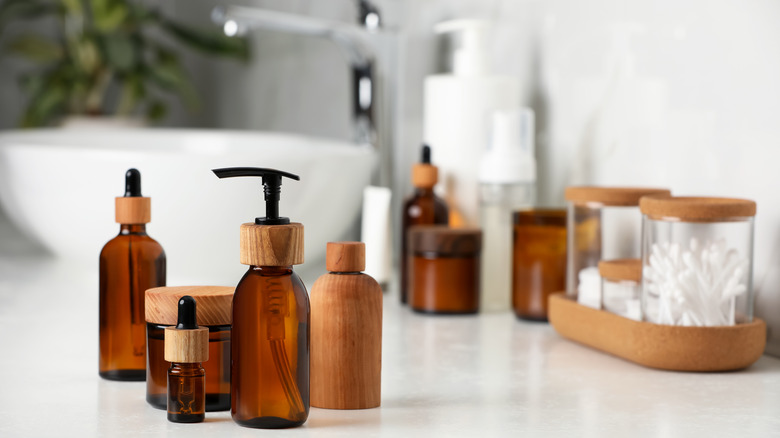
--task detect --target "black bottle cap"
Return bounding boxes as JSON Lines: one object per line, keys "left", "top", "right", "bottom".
{"left": 212, "top": 167, "right": 300, "bottom": 225}
{"left": 421, "top": 144, "right": 431, "bottom": 164}
{"left": 176, "top": 296, "right": 199, "bottom": 330}
{"left": 124, "top": 168, "right": 142, "bottom": 197}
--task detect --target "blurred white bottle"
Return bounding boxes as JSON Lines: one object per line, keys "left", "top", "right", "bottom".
{"left": 479, "top": 109, "right": 537, "bottom": 312}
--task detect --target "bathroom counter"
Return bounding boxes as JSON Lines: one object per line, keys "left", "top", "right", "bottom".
{"left": 2, "top": 253, "right": 780, "bottom": 437}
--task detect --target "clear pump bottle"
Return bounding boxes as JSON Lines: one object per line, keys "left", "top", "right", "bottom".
{"left": 214, "top": 167, "right": 309, "bottom": 429}
{"left": 99, "top": 168, "right": 166, "bottom": 380}
{"left": 479, "top": 109, "right": 536, "bottom": 312}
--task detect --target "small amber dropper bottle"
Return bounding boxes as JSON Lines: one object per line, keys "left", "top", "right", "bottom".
{"left": 165, "top": 296, "right": 208, "bottom": 423}
{"left": 401, "top": 145, "right": 448, "bottom": 304}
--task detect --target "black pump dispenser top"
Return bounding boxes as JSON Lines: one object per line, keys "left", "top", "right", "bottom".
{"left": 212, "top": 167, "right": 300, "bottom": 225}
{"left": 421, "top": 144, "right": 431, "bottom": 164}
{"left": 176, "top": 295, "right": 199, "bottom": 330}
{"left": 124, "top": 168, "right": 142, "bottom": 197}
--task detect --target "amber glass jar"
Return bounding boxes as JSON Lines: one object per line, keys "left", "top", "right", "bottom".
{"left": 408, "top": 226, "right": 482, "bottom": 314}
{"left": 99, "top": 223, "right": 165, "bottom": 381}
{"left": 511, "top": 209, "right": 567, "bottom": 321}
{"left": 232, "top": 265, "right": 310, "bottom": 428}
{"left": 145, "top": 286, "right": 233, "bottom": 412}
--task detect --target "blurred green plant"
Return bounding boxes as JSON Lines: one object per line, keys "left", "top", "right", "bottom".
{"left": 0, "top": 0, "right": 249, "bottom": 127}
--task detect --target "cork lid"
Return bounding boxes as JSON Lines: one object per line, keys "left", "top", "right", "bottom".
{"left": 240, "top": 222, "right": 304, "bottom": 266}
{"left": 640, "top": 196, "right": 757, "bottom": 221}
{"left": 164, "top": 296, "right": 208, "bottom": 363}
{"left": 598, "top": 258, "right": 642, "bottom": 283}
{"left": 146, "top": 286, "right": 234, "bottom": 326}
{"left": 565, "top": 186, "right": 671, "bottom": 206}
{"left": 326, "top": 242, "right": 365, "bottom": 272}
{"left": 408, "top": 225, "right": 482, "bottom": 257}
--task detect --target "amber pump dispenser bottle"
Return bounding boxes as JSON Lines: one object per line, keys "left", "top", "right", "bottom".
{"left": 99, "top": 168, "right": 166, "bottom": 381}
{"left": 311, "top": 242, "right": 382, "bottom": 409}
{"left": 401, "top": 144, "right": 448, "bottom": 304}
{"left": 165, "top": 296, "right": 208, "bottom": 423}
{"left": 213, "top": 167, "right": 310, "bottom": 429}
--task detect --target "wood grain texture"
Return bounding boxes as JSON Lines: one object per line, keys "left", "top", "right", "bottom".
{"left": 549, "top": 293, "right": 766, "bottom": 371}
{"left": 164, "top": 327, "right": 209, "bottom": 363}
{"left": 145, "top": 286, "right": 234, "bottom": 326}
{"left": 411, "top": 163, "right": 438, "bottom": 188}
{"left": 240, "top": 222, "right": 304, "bottom": 266}
{"left": 310, "top": 273, "right": 383, "bottom": 409}
{"left": 564, "top": 186, "right": 671, "bottom": 206}
{"left": 115, "top": 197, "right": 151, "bottom": 224}
{"left": 326, "top": 242, "right": 365, "bottom": 272}
{"left": 639, "top": 196, "right": 756, "bottom": 220}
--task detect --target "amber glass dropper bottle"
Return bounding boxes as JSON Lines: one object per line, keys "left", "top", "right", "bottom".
{"left": 99, "top": 168, "right": 166, "bottom": 381}
{"left": 165, "top": 296, "right": 208, "bottom": 423}
{"left": 401, "top": 145, "right": 448, "bottom": 304}
{"left": 213, "top": 167, "right": 309, "bottom": 429}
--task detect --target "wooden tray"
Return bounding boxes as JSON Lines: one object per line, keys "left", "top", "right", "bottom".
{"left": 548, "top": 293, "right": 766, "bottom": 371}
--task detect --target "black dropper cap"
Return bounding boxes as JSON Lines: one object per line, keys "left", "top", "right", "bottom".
{"left": 212, "top": 167, "right": 300, "bottom": 225}
{"left": 421, "top": 144, "right": 431, "bottom": 164}
{"left": 176, "top": 296, "right": 199, "bottom": 330}
{"left": 124, "top": 168, "right": 142, "bottom": 197}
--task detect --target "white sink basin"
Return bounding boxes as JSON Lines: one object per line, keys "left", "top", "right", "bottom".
{"left": 0, "top": 129, "right": 376, "bottom": 283}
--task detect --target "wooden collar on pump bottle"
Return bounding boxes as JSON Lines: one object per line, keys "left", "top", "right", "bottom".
{"left": 240, "top": 222, "right": 304, "bottom": 266}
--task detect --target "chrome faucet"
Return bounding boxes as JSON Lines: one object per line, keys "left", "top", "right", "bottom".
{"left": 211, "top": 1, "right": 385, "bottom": 151}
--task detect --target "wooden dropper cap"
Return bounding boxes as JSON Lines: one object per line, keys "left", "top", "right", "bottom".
{"left": 411, "top": 144, "right": 438, "bottom": 189}
{"left": 165, "top": 296, "right": 208, "bottom": 363}
{"left": 326, "top": 242, "right": 365, "bottom": 272}
{"left": 115, "top": 168, "right": 151, "bottom": 224}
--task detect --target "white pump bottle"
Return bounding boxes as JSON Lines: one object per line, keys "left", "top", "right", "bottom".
{"left": 479, "top": 108, "right": 537, "bottom": 312}
{"left": 423, "top": 19, "right": 520, "bottom": 227}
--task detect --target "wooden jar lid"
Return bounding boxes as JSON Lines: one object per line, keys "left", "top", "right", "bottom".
{"left": 411, "top": 164, "right": 438, "bottom": 188}
{"left": 146, "top": 286, "right": 234, "bottom": 326}
{"left": 598, "top": 258, "right": 642, "bottom": 283}
{"left": 408, "top": 225, "right": 482, "bottom": 257}
{"left": 165, "top": 326, "right": 209, "bottom": 363}
{"left": 639, "top": 196, "right": 757, "bottom": 221}
{"left": 565, "top": 186, "right": 671, "bottom": 206}
{"left": 115, "top": 197, "right": 151, "bottom": 224}
{"left": 326, "top": 242, "right": 365, "bottom": 272}
{"left": 240, "top": 222, "right": 304, "bottom": 266}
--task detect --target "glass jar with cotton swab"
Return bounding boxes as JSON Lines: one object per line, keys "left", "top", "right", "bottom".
{"left": 639, "top": 196, "right": 756, "bottom": 326}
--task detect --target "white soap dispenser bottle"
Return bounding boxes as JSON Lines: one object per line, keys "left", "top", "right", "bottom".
{"left": 423, "top": 19, "right": 520, "bottom": 227}
{"left": 479, "top": 108, "right": 537, "bottom": 312}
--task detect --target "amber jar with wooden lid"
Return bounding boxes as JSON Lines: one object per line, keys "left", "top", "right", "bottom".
{"left": 599, "top": 258, "right": 641, "bottom": 321}
{"left": 564, "top": 186, "right": 671, "bottom": 309}
{"left": 512, "top": 209, "right": 567, "bottom": 321}
{"left": 408, "top": 226, "right": 481, "bottom": 314}
{"left": 639, "top": 196, "right": 756, "bottom": 326}
{"left": 311, "top": 242, "right": 382, "bottom": 409}
{"left": 145, "top": 286, "right": 233, "bottom": 412}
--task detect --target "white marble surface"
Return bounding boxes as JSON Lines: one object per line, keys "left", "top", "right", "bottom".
{"left": 2, "top": 244, "right": 780, "bottom": 437}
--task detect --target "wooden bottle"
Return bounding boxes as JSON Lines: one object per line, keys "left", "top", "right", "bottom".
{"left": 311, "top": 242, "right": 383, "bottom": 409}
{"left": 99, "top": 168, "right": 166, "bottom": 381}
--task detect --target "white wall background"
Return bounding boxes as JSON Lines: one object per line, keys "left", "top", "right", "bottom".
{"left": 2, "top": 0, "right": 780, "bottom": 352}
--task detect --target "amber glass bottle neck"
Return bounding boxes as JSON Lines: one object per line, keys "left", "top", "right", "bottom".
{"left": 119, "top": 224, "right": 147, "bottom": 235}
{"left": 171, "top": 362, "right": 202, "bottom": 370}
{"left": 414, "top": 187, "right": 435, "bottom": 196}
{"left": 249, "top": 265, "right": 293, "bottom": 275}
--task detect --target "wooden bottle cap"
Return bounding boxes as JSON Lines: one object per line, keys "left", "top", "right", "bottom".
{"left": 115, "top": 197, "right": 151, "bottom": 224}
{"left": 165, "top": 326, "right": 209, "bottom": 363}
{"left": 411, "top": 164, "right": 438, "bottom": 188}
{"left": 565, "top": 186, "right": 671, "bottom": 207}
{"left": 145, "top": 286, "right": 234, "bottom": 326}
{"left": 598, "top": 258, "right": 642, "bottom": 283}
{"left": 408, "top": 225, "right": 482, "bottom": 257}
{"left": 326, "top": 242, "right": 365, "bottom": 272}
{"left": 639, "top": 196, "right": 757, "bottom": 221}
{"left": 240, "top": 222, "right": 304, "bottom": 266}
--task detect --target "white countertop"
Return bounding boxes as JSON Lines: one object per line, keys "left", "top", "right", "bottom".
{"left": 2, "top": 245, "right": 780, "bottom": 437}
